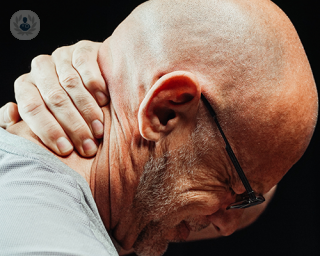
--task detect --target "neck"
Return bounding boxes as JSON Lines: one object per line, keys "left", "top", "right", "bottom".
{"left": 89, "top": 106, "right": 112, "bottom": 230}
{"left": 86, "top": 101, "right": 151, "bottom": 248}
{"left": 102, "top": 100, "right": 151, "bottom": 246}
{"left": 6, "top": 103, "right": 147, "bottom": 243}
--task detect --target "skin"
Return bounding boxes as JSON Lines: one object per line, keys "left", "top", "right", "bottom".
{"left": 5, "top": 0, "right": 318, "bottom": 255}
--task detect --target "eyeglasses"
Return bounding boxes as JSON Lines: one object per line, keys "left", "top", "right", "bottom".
{"left": 201, "top": 94, "right": 265, "bottom": 210}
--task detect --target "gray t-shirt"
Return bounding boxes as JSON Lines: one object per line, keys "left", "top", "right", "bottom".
{"left": 0, "top": 128, "right": 119, "bottom": 255}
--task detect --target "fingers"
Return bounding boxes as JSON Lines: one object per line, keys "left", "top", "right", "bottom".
{"left": 14, "top": 74, "right": 74, "bottom": 156}
{"left": 52, "top": 40, "right": 108, "bottom": 108}
{"left": 71, "top": 40, "right": 109, "bottom": 106}
{"left": 30, "top": 55, "right": 100, "bottom": 156}
{"left": 52, "top": 45, "right": 105, "bottom": 139}
{"left": 0, "top": 102, "right": 20, "bottom": 129}
{"left": 16, "top": 59, "right": 98, "bottom": 157}
{"left": 14, "top": 40, "right": 107, "bottom": 158}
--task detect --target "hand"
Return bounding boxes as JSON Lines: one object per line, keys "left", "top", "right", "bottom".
{"left": 14, "top": 40, "right": 108, "bottom": 157}
{"left": 0, "top": 102, "right": 21, "bottom": 129}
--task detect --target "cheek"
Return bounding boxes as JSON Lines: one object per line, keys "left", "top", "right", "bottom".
{"left": 179, "top": 188, "right": 232, "bottom": 215}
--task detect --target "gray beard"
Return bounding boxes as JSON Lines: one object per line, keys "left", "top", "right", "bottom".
{"left": 132, "top": 115, "right": 214, "bottom": 256}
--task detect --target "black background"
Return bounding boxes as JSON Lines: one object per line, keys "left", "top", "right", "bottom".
{"left": 1, "top": 1, "right": 319, "bottom": 255}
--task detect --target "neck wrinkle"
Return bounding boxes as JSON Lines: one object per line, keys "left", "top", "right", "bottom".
{"left": 90, "top": 106, "right": 112, "bottom": 232}
{"left": 106, "top": 102, "right": 151, "bottom": 248}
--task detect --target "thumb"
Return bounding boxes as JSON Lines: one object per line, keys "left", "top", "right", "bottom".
{"left": 0, "top": 102, "right": 21, "bottom": 129}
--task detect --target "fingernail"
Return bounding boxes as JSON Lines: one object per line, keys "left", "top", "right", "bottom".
{"left": 92, "top": 120, "right": 104, "bottom": 137}
{"left": 57, "top": 137, "right": 73, "bottom": 154}
{"left": 82, "top": 139, "right": 97, "bottom": 156}
{"left": 4, "top": 106, "right": 11, "bottom": 123}
{"left": 96, "top": 91, "right": 108, "bottom": 106}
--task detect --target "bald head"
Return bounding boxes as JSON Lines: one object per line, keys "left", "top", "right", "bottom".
{"left": 98, "top": 0, "right": 318, "bottom": 193}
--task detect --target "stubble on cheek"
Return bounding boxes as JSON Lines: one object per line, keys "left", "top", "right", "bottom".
{"left": 132, "top": 115, "right": 214, "bottom": 256}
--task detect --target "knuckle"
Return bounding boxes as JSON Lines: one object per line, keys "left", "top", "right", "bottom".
{"left": 72, "top": 54, "right": 88, "bottom": 68}
{"left": 19, "top": 100, "right": 43, "bottom": 117}
{"left": 31, "top": 54, "right": 50, "bottom": 69}
{"left": 79, "top": 101, "right": 97, "bottom": 117}
{"left": 14, "top": 74, "right": 31, "bottom": 98}
{"left": 83, "top": 70, "right": 94, "bottom": 81}
{"left": 71, "top": 94, "right": 96, "bottom": 116}
{"left": 41, "top": 76, "right": 57, "bottom": 89}
{"left": 68, "top": 121, "right": 87, "bottom": 137}
{"left": 79, "top": 45, "right": 94, "bottom": 53}
{"left": 42, "top": 122, "right": 63, "bottom": 141}
{"left": 52, "top": 46, "right": 68, "bottom": 58}
{"left": 14, "top": 73, "right": 28, "bottom": 86}
{"left": 83, "top": 71, "right": 99, "bottom": 87}
{"left": 60, "top": 74, "right": 80, "bottom": 90}
{"left": 81, "top": 71, "right": 105, "bottom": 91}
{"left": 45, "top": 89, "right": 68, "bottom": 108}
{"left": 76, "top": 40, "right": 94, "bottom": 51}
{"left": 75, "top": 40, "right": 89, "bottom": 46}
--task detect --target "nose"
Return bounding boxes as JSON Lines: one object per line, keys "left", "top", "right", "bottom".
{"left": 207, "top": 208, "right": 244, "bottom": 236}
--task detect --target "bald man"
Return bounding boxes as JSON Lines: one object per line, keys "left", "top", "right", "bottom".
{"left": 0, "top": 0, "right": 317, "bottom": 255}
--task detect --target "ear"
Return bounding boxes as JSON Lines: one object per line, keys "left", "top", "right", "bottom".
{"left": 138, "top": 71, "right": 201, "bottom": 141}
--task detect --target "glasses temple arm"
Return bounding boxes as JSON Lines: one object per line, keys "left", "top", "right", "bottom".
{"left": 201, "top": 94, "right": 256, "bottom": 200}
{"left": 213, "top": 116, "right": 256, "bottom": 199}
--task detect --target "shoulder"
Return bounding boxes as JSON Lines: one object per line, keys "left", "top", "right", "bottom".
{"left": 0, "top": 129, "right": 118, "bottom": 255}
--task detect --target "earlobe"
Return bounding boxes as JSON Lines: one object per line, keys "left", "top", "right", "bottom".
{"left": 138, "top": 71, "right": 201, "bottom": 141}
